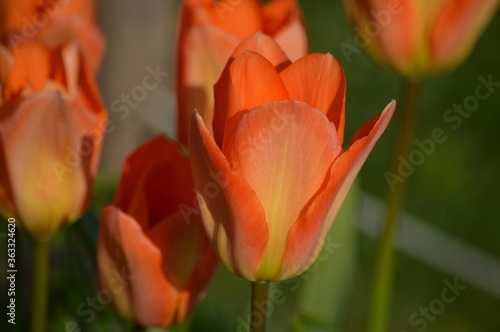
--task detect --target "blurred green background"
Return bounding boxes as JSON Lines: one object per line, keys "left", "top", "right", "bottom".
{"left": 1, "top": 0, "right": 499, "bottom": 331}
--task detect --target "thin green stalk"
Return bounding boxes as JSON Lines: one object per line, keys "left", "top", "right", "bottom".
{"left": 368, "top": 79, "right": 422, "bottom": 332}
{"left": 30, "top": 239, "right": 50, "bottom": 332}
{"left": 251, "top": 281, "right": 270, "bottom": 332}
{"left": 172, "top": 315, "right": 193, "bottom": 332}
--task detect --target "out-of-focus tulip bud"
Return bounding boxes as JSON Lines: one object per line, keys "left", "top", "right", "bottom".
{"left": 97, "top": 136, "right": 218, "bottom": 328}
{"left": 189, "top": 33, "right": 395, "bottom": 281}
{"left": 176, "top": 0, "right": 308, "bottom": 145}
{"left": 342, "top": 0, "right": 498, "bottom": 77}
{"left": 0, "top": 31, "right": 106, "bottom": 239}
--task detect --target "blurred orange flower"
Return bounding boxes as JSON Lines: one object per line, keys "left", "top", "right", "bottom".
{"left": 189, "top": 34, "right": 395, "bottom": 281}
{"left": 0, "top": 0, "right": 105, "bottom": 72}
{"left": 176, "top": 0, "right": 308, "bottom": 144}
{"left": 343, "top": 0, "right": 499, "bottom": 77}
{"left": 0, "top": 29, "right": 106, "bottom": 239}
{"left": 97, "top": 136, "right": 218, "bottom": 328}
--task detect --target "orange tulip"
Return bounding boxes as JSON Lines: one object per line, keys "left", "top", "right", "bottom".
{"left": 0, "top": 30, "right": 106, "bottom": 239}
{"left": 97, "top": 136, "right": 218, "bottom": 328}
{"left": 189, "top": 33, "right": 395, "bottom": 281}
{"left": 176, "top": 0, "right": 308, "bottom": 145}
{"left": 342, "top": 0, "right": 498, "bottom": 77}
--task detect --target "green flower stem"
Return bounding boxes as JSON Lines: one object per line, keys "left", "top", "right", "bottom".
{"left": 251, "top": 281, "right": 270, "bottom": 332}
{"left": 30, "top": 238, "right": 50, "bottom": 332}
{"left": 172, "top": 316, "right": 192, "bottom": 332}
{"left": 368, "top": 78, "right": 422, "bottom": 332}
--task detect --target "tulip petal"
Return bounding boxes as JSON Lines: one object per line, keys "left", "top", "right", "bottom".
{"left": 272, "top": 18, "right": 309, "bottom": 63}
{"left": 229, "top": 32, "right": 291, "bottom": 69}
{"left": 262, "top": 0, "right": 298, "bottom": 35}
{"left": 114, "top": 136, "right": 191, "bottom": 228}
{"left": 213, "top": 51, "right": 289, "bottom": 150}
{"left": 147, "top": 212, "right": 205, "bottom": 289}
{"left": 430, "top": 0, "right": 498, "bottom": 69}
{"left": 0, "top": 0, "right": 97, "bottom": 37}
{"left": 189, "top": 112, "right": 268, "bottom": 280}
{"left": 191, "top": 0, "right": 263, "bottom": 40}
{"left": 212, "top": 34, "right": 291, "bottom": 145}
{"left": 40, "top": 17, "right": 106, "bottom": 75}
{"left": 262, "top": 0, "right": 308, "bottom": 62}
{"left": 71, "top": 18, "right": 106, "bottom": 73}
{"left": 135, "top": 160, "right": 195, "bottom": 230}
{"left": 5, "top": 43, "right": 52, "bottom": 99}
{"left": 97, "top": 206, "right": 176, "bottom": 327}
{"left": 126, "top": 161, "right": 195, "bottom": 230}
{"left": 344, "top": 0, "right": 418, "bottom": 70}
{"left": 0, "top": 1, "right": 38, "bottom": 36}
{"left": 0, "top": 91, "right": 87, "bottom": 239}
{"left": 279, "top": 101, "right": 395, "bottom": 279}
{"left": 177, "top": 24, "right": 240, "bottom": 144}
{"left": 64, "top": 42, "right": 107, "bottom": 192}
{"left": 113, "top": 136, "right": 181, "bottom": 209}
{"left": 0, "top": 46, "right": 12, "bottom": 100}
{"left": 56, "top": 0, "right": 98, "bottom": 23}
{"left": 146, "top": 211, "right": 218, "bottom": 321}
{"left": 177, "top": 232, "right": 219, "bottom": 320}
{"left": 371, "top": 0, "right": 418, "bottom": 66}
{"left": 280, "top": 53, "right": 346, "bottom": 144}
{"left": 226, "top": 100, "right": 342, "bottom": 279}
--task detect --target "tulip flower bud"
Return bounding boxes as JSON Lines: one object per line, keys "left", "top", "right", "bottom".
{"left": 0, "top": 24, "right": 106, "bottom": 239}
{"left": 342, "top": 0, "right": 498, "bottom": 77}
{"left": 97, "top": 136, "right": 218, "bottom": 328}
